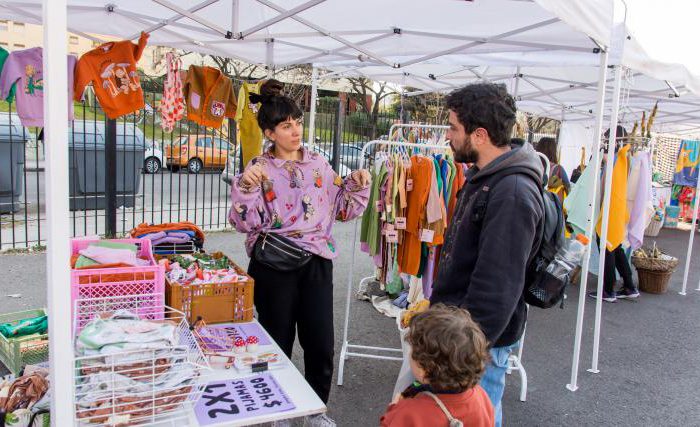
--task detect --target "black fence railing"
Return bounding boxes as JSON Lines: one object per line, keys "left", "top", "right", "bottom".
{"left": 1, "top": 92, "right": 443, "bottom": 250}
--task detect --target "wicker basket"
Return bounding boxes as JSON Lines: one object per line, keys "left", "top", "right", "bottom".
{"left": 631, "top": 254, "right": 679, "bottom": 294}
{"left": 644, "top": 217, "right": 664, "bottom": 237}
{"left": 631, "top": 254, "right": 679, "bottom": 272}
{"left": 164, "top": 257, "right": 254, "bottom": 324}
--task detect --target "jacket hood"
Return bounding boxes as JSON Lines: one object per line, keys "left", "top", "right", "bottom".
{"left": 469, "top": 143, "right": 544, "bottom": 186}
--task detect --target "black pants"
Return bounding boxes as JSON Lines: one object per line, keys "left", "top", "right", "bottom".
{"left": 598, "top": 238, "right": 635, "bottom": 294}
{"left": 248, "top": 255, "right": 334, "bottom": 403}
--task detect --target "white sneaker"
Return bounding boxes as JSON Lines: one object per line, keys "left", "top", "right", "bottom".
{"left": 304, "top": 413, "right": 337, "bottom": 427}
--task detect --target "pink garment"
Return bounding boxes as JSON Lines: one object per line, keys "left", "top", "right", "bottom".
{"left": 0, "top": 47, "right": 76, "bottom": 126}
{"left": 422, "top": 246, "right": 437, "bottom": 299}
{"left": 79, "top": 246, "right": 148, "bottom": 266}
{"left": 229, "top": 147, "right": 370, "bottom": 260}
{"left": 425, "top": 165, "right": 443, "bottom": 224}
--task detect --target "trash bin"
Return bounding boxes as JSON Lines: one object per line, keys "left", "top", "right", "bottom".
{"left": 0, "top": 114, "right": 26, "bottom": 213}
{"left": 68, "top": 122, "right": 145, "bottom": 210}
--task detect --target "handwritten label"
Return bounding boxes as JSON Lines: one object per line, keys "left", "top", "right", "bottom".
{"left": 195, "top": 373, "right": 295, "bottom": 425}
{"left": 420, "top": 229, "right": 435, "bottom": 243}
{"left": 406, "top": 179, "right": 414, "bottom": 192}
{"left": 395, "top": 217, "right": 407, "bottom": 229}
{"left": 375, "top": 200, "right": 384, "bottom": 212}
{"left": 386, "top": 230, "right": 399, "bottom": 243}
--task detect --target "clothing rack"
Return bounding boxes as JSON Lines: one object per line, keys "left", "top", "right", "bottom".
{"left": 337, "top": 123, "right": 449, "bottom": 387}
{"left": 338, "top": 124, "right": 528, "bottom": 402}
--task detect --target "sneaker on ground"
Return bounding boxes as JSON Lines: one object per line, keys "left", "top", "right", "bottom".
{"left": 304, "top": 413, "right": 337, "bottom": 427}
{"left": 588, "top": 291, "right": 617, "bottom": 303}
{"left": 617, "top": 288, "right": 640, "bottom": 299}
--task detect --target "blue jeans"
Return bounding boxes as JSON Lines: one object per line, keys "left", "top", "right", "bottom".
{"left": 480, "top": 341, "right": 520, "bottom": 427}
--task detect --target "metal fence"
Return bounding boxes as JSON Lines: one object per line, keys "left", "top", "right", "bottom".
{"left": 1, "top": 92, "right": 576, "bottom": 250}
{"left": 0, "top": 93, "right": 414, "bottom": 250}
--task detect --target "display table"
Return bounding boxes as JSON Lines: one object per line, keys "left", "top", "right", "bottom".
{"left": 159, "top": 320, "right": 326, "bottom": 427}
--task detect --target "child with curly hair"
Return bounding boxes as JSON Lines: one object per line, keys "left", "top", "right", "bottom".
{"left": 381, "top": 304, "right": 494, "bottom": 427}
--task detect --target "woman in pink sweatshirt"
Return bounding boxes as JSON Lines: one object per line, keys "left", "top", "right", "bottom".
{"left": 228, "top": 80, "right": 370, "bottom": 426}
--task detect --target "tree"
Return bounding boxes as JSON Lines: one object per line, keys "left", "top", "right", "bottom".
{"left": 390, "top": 88, "right": 449, "bottom": 125}
{"left": 346, "top": 77, "right": 397, "bottom": 139}
{"left": 526, "top": 114, "right": 559, "bottom": 134}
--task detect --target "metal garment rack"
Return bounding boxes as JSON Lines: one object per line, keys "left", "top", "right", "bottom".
{"left": 337, "top": 124, "right": 450, "bottom": 386}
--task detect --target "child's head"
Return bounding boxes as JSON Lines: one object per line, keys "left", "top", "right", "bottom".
{"left": 406, "top": 304, "right": 489, "bottom": 393}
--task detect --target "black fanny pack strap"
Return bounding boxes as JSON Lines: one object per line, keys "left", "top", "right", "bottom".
{"left": 254, "top": 232, "right": 313, "bottom": 272}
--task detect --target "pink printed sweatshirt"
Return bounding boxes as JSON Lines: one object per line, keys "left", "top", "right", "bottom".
{"left": 229, "top": 147, "right": 370, "bottom": 260}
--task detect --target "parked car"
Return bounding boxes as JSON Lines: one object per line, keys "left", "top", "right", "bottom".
{"left": 143, "top": 142, "right": 165, "bottom": 174}
{"left": 338, "top": 143, "right": 372, "bottom": 170}
{"left": 221, "top": 144, "right": 352, "bottom": 185}
{"left": 165, "top": 135, "right": 231, "bottom": 174}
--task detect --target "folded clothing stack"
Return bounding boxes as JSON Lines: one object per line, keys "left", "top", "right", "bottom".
{"left": 71, "top": 240, "right": 150, "bottom": 269}
{"left": 0, "top": 314, "right": 48, "bottom": 339}
{"left": 75, "top": 311, "right": 199, "bottom": 425}
{"left": 132, "top": 222, "right": 205, "bottom": 254}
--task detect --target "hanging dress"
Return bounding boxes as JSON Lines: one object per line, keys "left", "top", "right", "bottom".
{"left": 160, "top": 52, "right": 185, "bottom": 132}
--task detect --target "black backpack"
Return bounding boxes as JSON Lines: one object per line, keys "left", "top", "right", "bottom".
{"left": 473, "top": 156, "right": 567, "bottom": 309}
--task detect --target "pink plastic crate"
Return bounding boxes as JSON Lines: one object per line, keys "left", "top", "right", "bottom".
{"left": 70, "top": 238, "right": 165, "bottom": 326}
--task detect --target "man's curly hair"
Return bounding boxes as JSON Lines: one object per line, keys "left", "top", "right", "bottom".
{"left": 445, "top": 83, "right": 517, "bottom": 148}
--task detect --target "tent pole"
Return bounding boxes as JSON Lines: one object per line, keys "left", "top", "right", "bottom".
{"left": 589, "top": 64, "right": 625, "bottom": 374}
{"left": 680, "top": 174, "right": 700, "bottom": 294}
{"left": 232, "top": 0, "right": 240, "bottom": 34}
{"left": 266, "top": 38, "right": 274, "bottom": 78}
{"left": 513, "top": 66, "right": 521, "bottom": 98}
{"left": 43, "top": 0, "right": 74, "bottom": 421}
{"left": 307, "top": 66, "right": 319, "bottom": 146}
{"left": 567, "top": 50, "right": 609, "bottom": 391}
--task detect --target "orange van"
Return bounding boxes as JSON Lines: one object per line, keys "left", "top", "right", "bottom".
{"left": 165, "top": 135, "right": 231, "bottom": 173}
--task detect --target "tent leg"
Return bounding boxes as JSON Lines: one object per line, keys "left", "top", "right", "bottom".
{"left": 307, "top": 66, "right": 318, "bottom": 146}
{"left": 43, "top": 0, "right": 75, "bottom": 422}
{"left": 567, "top": 50, "right": 609, "bottom": 392}
{"left": 589, "top": 64, "right": 625, "bottom": 375}
{"left": 680, "top": 176, "right": 700, "bottom": 294}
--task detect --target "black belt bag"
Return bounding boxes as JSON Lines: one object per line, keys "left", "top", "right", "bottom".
{"left": 253, "top": 232, "right": 313, "bottom": 272}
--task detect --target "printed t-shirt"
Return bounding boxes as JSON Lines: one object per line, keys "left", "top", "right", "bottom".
{"left": 0, "top": 47, "right": 76, "bottom": 126}
{"left": 74, "top": 32, "right": 149, "bottom": 119}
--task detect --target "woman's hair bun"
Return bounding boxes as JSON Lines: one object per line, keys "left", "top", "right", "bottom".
{"left": 249, "top": 79, "right": 285, "bottom": 105}
{"left": 260, "top": 79, "right": 284, "bottom": 97}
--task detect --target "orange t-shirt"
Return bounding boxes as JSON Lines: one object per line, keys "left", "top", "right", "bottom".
{"left": 74, "top": 32, "right": 149, "bottom": 119}
{"left": 398, "top": 156, "right": 434, "bottom": 275}
{"left": 380, "top": 386, "right": 494, "bottom": 427}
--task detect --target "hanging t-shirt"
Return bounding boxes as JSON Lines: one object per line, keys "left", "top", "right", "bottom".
{"left": 183, "top": 65, "right": 237, "bottom": 128}
{"left": 74, "top": 32, "right": 149, "bottom": 119}
{"left": 0, "top": 47, "right": 17, "bottom": 103}
{"left": 237, "top": 81, "right": 264, "bottom": 166}
{"left": 0, "top": 47, "right": 76, "bottom": 127}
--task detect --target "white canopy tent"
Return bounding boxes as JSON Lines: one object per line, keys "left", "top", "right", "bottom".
{"left": 2, "top": 0, "right": 698, "bottom": 423}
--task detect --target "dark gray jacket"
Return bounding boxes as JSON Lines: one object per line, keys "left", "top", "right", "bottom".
{"left": 430, "top": 144, "right": 544, "bottom": 348}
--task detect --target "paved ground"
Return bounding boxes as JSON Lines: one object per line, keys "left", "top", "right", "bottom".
{"left": 1, "top": 224, "right": 699, "bottom": 426}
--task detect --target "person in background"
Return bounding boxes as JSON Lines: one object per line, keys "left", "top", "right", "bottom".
{"left": 381, "top": 304, "right": 494, "bottom": 427}
{"left": 589, "top": 126, "right": 638, "bottom": 303}
{"left": 536, "top": 136, "right": 571, "bottom": 203}
{"left": 229, "top": 79, "right": 371, "bottom": 427}
{"left": 430, "top": 83, "right": 544, "bottom": 427}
